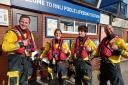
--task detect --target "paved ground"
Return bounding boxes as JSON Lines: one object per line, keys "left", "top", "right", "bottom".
{"left": 29, "top": 80, "right": 75, "bottom": 85}
{"left": 28, "top": 60, "right": 128, "bottom": 85}
{"left": 29, "top": 77, "right": 75, "bottom": 85}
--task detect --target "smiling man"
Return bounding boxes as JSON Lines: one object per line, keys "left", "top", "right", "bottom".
{"left": 2, "top": 15, "right": 37, "bottom": 85}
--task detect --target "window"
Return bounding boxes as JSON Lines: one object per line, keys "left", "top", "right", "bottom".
{"left": 60, "top": 19, "right": 74, "bottom": 32}
{"left": 101, "top": 1, "right": 127, "bottom": 18}
{"left": 70, "top": 39, "right": 75, "bottom": 47}
{"left": 16, "top": 13, "right": 38, "bottom": 31}
{"left": 60, "top": 18, "right": 86, "bottom": 34}
{"left": 93, "top": 39, "right": 99, "bottom": 46}
{"left": 46, "top": 17, "right": 58, "bottom": 37}
{"left": 86, "top": 23, "right": 97, "bottom": 35}
{"left": 63, "top": 39, "right": 75, "bottom": 49}
{"left": 120, "top": 2, "right": 127, "bottom": 18}
{"left": 102, "top": 3, "right": 119, "bottom": 14}
{"left": 82, "top": 0, "right": 97, "bottom": 5}
{"left": 75, "top": 21, "right": 85, "bottom": 32}
{"left": 60, "top": 17, "right": 97, "bottom": 35}
{"left": 63, "top": 39, "right": 71, "bottom": 49}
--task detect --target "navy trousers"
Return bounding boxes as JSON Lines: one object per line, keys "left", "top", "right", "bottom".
{"left": 8, "top": 54, "right": 33, "bottom": 85}
{"left": 99, "top": 61, "right": 124, "bottom": 85}
{"left": 75, "top": 59, "right": 92, "bottom": 85}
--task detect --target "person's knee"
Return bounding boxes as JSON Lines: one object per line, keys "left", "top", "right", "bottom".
{"left": 83, "top": 75, "right": 92, "bottom": 81}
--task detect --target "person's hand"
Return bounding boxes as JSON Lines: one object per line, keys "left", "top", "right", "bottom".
{"left": 91, "top": 57, "right": 101, "bottom": 70}
{"left": 23, "top": 39, "right": 29, "bottom": 46}
{"left": 85, "top": 46, "right": 92, "bottom": 51}
{"left": 112, "top": 44, "right": 118, "bottom": 50}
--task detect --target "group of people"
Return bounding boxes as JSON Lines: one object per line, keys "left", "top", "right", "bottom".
{"left": 2, "top": 15, "right": 128, "bottom": 85}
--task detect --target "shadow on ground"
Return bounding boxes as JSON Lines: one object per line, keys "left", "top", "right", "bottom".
{"left": 28, "top": 78, "right": 75, "bottom": 85}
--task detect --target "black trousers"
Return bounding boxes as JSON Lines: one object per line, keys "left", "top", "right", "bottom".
{"left": 48, "top": 61, "right": 68, "bottom": 85}
{"left": 75, "top": 59, "right": 92, "bottom": 85}
{"left": 99, "top": 61, "right": 124, "bottom": 85}
{"left": 8, "top": 54, "right": 33, "bottom": 85}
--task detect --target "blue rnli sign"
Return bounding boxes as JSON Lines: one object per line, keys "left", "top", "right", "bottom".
{"left": 11, "top": 0, "right": 100, "bottom": 22}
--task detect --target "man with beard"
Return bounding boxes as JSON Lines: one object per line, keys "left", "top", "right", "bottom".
{"left": 71, "top": 25, "right": 96, "bottom": 85}
{"left": 97, "top": 25, "right": 128, "bottom": 85}
{"left": 41, "top": 28, "right": 70, "bottom": 85}
{"left": 2, "top": 15, "right": 37, "bottom": 85}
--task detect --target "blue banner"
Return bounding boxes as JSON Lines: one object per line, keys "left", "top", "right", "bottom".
{"left": 11, "top": 0, "right": 100, "bottom": 22}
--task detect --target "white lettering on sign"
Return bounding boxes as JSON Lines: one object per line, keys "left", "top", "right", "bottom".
{"left": 25, "top": 0, "right": 100, "bottom": 19}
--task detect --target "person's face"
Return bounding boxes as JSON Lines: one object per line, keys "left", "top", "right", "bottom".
{"left": 54, "top": 30, "right": 62, "bottom": 39}
{"left": 19, "top": 18, "right": 30, "bottom": 30}
{"left": 79, "top": 31, "right": 86, "bottom": 37}
{"left": 104, "top": 26, "right": 113, "bottom": 36}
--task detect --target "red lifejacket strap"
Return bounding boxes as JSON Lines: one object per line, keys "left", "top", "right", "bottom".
{"left": 48, "top": 38, "right": 67, "bottom": 61}
{"left": 11, "top": 25, "right": 37, "bottom": 54}
{"left": 74, "top": 36, "right": 89, "bottom": 58}
{"left": 98, "top": 35, "right": 119, "bottom": 57}
{"left": 75, "top": 36, "right": 89, "bottom": 48}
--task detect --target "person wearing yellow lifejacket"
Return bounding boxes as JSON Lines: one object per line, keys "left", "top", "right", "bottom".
{"left": 40, "top": 28, "right": 70, "bottom": 85}
{"left": 96, "top": 25, "right": 128, "bottom": 85}
{"left": 2, "top": 15, "right": 37, "bottom": 85}
{"left": 71, "top": 25, "right": 96, "bottom": 85}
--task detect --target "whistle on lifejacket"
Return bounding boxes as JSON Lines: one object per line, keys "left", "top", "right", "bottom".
{"left": 52, "top": 58, "right": 56, "bottom": 64}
